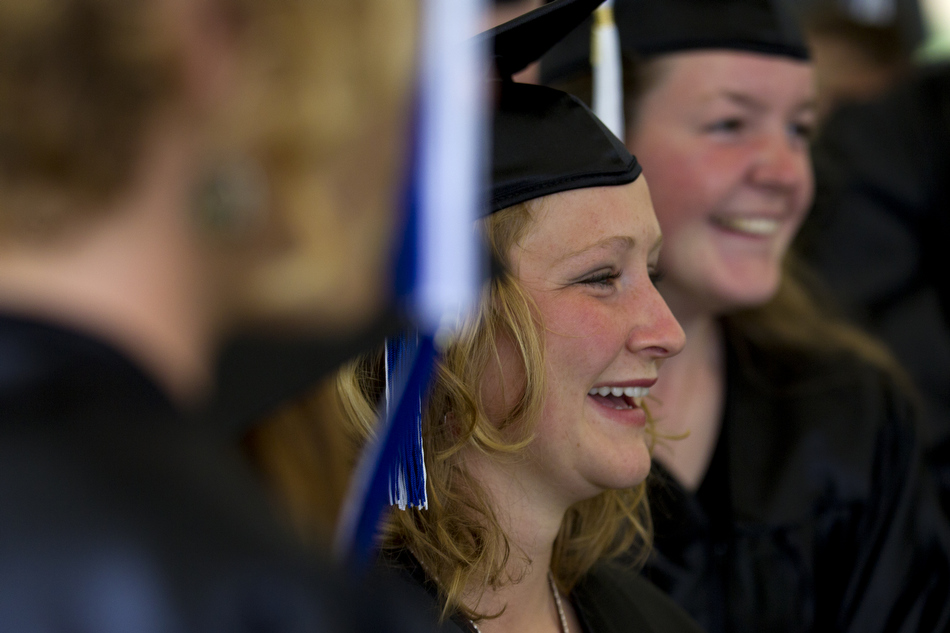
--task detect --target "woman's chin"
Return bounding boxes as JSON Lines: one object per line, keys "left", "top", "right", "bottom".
{"left": 585, "top": 443, "right": 652, "bottom": 494}
{"left": 695, "top": 269, "right": 783, "bottom": 314}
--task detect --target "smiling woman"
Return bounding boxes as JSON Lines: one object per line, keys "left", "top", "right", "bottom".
{"left": 629, "top": 51, "right": 815, "bottom": 314}
{"left": 339, "top": 139, "right": 686, "bottom": 633}
{"left": 438, "top": 185, "right": 672, "bottom": 548}
{"left": 329, "top": 2, "right": 700, "bottom": 632}
{"left": 494, "top": 183, "right": 674, "bottom": 503}
{"left": 542, "top": 0, "right": 950, "bottom": 632}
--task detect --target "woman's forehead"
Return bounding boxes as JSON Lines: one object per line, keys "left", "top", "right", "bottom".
{"left": 517, "top": 181, "right": 660, "bottom": 255}
{"left": 642, "top": 50, "right": 815, "bottom": 113}
{"left": 658, "top": 50, "right": 813, "bottom": 91}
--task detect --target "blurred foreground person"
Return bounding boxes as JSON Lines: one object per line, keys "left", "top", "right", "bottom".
{"left": 0, "top": 0, "right": 435, "bottom": 630}
{"left": 544, "top": 0, "right": 950, "bottom": 631}
{"left": 335, "top": 2, "right": 701, "bottom": 631}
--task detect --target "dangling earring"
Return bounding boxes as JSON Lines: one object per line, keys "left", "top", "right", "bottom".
{"left": 194, "top": 156, "right": 269, "bottom": 238}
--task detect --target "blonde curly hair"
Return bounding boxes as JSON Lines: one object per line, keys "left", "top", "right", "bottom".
{"left": 337, "top": 198, "right": 654, "bottom": 622}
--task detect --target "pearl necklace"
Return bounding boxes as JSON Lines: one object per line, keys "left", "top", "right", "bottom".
{"left": 470, "top": 572, "right": 569, "bottom": 633}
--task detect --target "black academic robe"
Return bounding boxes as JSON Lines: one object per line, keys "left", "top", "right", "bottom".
{"left": 642, "top": 321, "right": 950, "bottom": 633}
{"left": 0, "top": 314, "right": 435, "bottom": 632}
{"left": 383, "top": 550, "right": 705, "bottom": 633}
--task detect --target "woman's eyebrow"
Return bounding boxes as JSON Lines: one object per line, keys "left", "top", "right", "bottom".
{"left": 709, "top": 91, "right": 818, "bottom": 117}
{"left": 794, "top": 99, "right": 818, "bottom": 116}
{"left": 552, "top": 236, "right": 635, "bottom": 265}
{"left": 718, "top": 91, "right": 766, "bottom": 112}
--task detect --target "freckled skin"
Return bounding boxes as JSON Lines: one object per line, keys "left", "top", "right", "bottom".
{"left": 628, "top": 51, "right": 816, "bottom": 315}
{"left": 481, "top": 178, "right": 685, "bottom": 508}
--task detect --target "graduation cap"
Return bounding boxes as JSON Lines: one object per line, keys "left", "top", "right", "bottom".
{"left": 484, "top": 0, "right": 642, "bottom": 214}
{"left": 540, "top": 0, "right": 810, "bottom": 86}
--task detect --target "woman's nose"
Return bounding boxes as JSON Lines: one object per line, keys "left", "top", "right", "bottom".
{"left": 750, "top": 130, "right": 809, "bottom": 191}
{"left": 626, "top": 284, "right": 686, "bottom": 360}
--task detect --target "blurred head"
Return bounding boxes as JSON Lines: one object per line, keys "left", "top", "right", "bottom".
{"left": 0, "top": 0, "right": 187, "bottom": 236}
{"left": 540, "top": 0, "right": 817, "bottom": 318}
{"left": 0, "top": 0, "right": 417, "bottom": 335}
{"left": 626, "top": 50, "right": 816, "bottom": 316}
{"left": 223, "top": 0, "right": 417, "bottom": 332}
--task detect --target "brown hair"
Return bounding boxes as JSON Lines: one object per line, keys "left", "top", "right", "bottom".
{"left": 726, "top": 252, "right": 910, "bottom": 386}
{"left": 0, "top": 0, "right": 180, "bottom": 234}
{"left": 335, "top": 199, "right": 653, "bottom": 622}
{"left": 0, "top": 0, "right": 416, "bottom": 238}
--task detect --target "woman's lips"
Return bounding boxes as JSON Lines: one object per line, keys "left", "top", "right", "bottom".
{"left": 587, "top": 391, "right": 648, "bottom": 427}
{"left": 587, "top": 379, "right": 655, "bottom": 424}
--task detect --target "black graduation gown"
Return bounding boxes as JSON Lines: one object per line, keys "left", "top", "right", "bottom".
{"left": 642, "top": 322, "right": 950, "bottom": 633}
{"left": 0, "top": 314, "right": 435, "bottom": 632}
{"left": 383, "top": 549, "right": 705, "bottom": 633}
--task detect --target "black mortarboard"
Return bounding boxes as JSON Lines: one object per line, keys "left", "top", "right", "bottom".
{"left": 482, "top": 0, "right": 642, "bottom": 215}
{"left": 540, "top": 0, "right": 810, "bottom": 86}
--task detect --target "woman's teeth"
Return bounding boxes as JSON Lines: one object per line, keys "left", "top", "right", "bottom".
{"left": 589, "top": 386, "right": 650, "bottom": 398}
{"left": 713, "top": 216, "right": 780, "bottom": 236}
{"left": 588, "top": 386, "right": 650, "bottom": 410}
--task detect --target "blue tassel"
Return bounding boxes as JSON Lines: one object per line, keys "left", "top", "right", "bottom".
{"left": 333, "top": 0, "right": 485, "bottom": 566}
{"left": 334, "top": 333, "right": 436, "bottom": 565}
{"left": 385, "top": 334, "right": 429, "bottom": 511}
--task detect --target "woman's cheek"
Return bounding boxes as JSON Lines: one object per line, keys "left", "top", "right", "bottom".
{"left": 542, "top": 297, "right": 617, "bottom": 368}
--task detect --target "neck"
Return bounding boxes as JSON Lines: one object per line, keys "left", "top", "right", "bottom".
{"left": 650, "top": 312, "right": 721, "bottom": 404}
{"left": 0, "top": 118, "right": 218, "bottom": 406}
{"left": 462, "top": 452, "right": 574, "bottom": 633}
{"left": 649, "top": 283, "right": 725, "bottom": 490}
{"left": 653, "top": 280, "right": 723, "bottom": 402}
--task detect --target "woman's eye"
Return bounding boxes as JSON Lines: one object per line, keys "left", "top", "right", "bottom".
{"left": 580, "top": 270, "right": 621, "bottom": 288}
{"left": 706, "top": 117, "right": 745, "bottom": 134}
{"left": 649, "top": 269, "right": 665, "bottom": 285}
{"left": 788, "top": 120, "right": 814, "bottom": 142}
